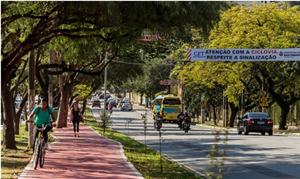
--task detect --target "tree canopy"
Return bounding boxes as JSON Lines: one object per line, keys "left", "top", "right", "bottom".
{"left": 173, "top": 3, "right": 300, "bottom": 129}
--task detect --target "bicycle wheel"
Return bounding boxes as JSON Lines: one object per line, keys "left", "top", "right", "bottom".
{"left": 33, "top": 140, "right": 40, "bottom": 169}
{"left": 39, "top": 144, "right": 45, "bottom": 168}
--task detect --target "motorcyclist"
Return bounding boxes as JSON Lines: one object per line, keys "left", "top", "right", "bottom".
{"left": 155, "top": 113, "right": 163, "bottom": 130}
{"left": 182, "top": 111, "right": 191, "bottom": 131}
{"left": 177, "top": 111, "right": 185, "bottom": 129}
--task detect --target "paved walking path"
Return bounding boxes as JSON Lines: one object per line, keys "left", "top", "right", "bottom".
{"left": 19, "top": 124, "right": 143, "bottom": 179}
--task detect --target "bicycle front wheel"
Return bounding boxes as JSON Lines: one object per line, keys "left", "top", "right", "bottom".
{"left": 39, "top": 145, "right": 45, "bottom": 168}
{"left": 33, "top": 141, "right": 40, "bottom": 169}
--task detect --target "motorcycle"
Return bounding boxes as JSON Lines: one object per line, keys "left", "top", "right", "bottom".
{"left": 182, "top": 120, "right": 190, "bottom": 133}
{"left": 181, "top": 115, "right": 191, "bottom": 133}
{"left": 154, "top": 115, "right": 163, "bottom": 130}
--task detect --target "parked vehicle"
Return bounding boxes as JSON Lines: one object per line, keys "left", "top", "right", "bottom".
{"left": 237, "top": 112, "right": 273, "bottom": 135}
{"left": 118, "top": 98, "right": 129, "bottom": 108}
{"left": 121, "top": 101, "right": 133, "bottom": 111}
{"left": 99, "top": 93, "right": 111, "bottom": 100}
{"left": 92, "top": 100, "right": 101, "bottom": 108}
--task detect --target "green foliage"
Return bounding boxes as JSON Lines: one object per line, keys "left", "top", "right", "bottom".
{"left": 73, "top": 84, "right": 92, "bottom": 100}
{"left": 174, "top": 3, "right": 300, "bottom": 128}
{"left": 134, "top": 58, "right": 174, "bottom": 98}
{"left": 99, "top": 111, "right": 111, "bottom": 135}
{"left": 208, "top": 3, "right": 300, "bottom": 109}
{"left": 209, "top": 3, "right": 300, "bottom": 49}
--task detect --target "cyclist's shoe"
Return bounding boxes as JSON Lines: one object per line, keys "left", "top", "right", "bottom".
{"left": 44, "top": 143, "right": 49, "bottom": 149}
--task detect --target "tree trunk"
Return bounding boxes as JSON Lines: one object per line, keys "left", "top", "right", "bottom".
{"left": 279, "top": 104, "right": 290, "bottom": 130}
{"left": 1, "top": 81, "right": 17, "bottom": 149}
{"left": 82, "top": 99, "right": 87, "bottom": 115}
{"left": 24, "top": 103, "right": 28, "bottom": 131}
{"left": 53, "top": 88, "right": 60, "bottom": 107}
{"left": 14, "top": 92, "right": 28, "bottom": 135}
{"left": 69, "top": 94, "right": 79, "bottom": 106}
{"left": 28, "top": 50, "right": 35, "bottom": 148}
{"left": 41, "top": 71, "right": 49, "bottom": 101}
{"left": 212, "top": 105, "right": 217, "bottom": 126}
{"left": 229, "top": 102, "right": 239, "bottom": 127}
{"left": 223, "top": 96, "right": 229, "bottom": 127}
{"left": 48, "top": 50, "right": 56, "bottom": 107}
{"left": 57, "top": 75, "right": 73, "bottom": 128}
{"left": 1, "top": 102, "right": 4, "bottom": 125}
{"left": 140, "top": 93, "right": 143, "bottom": 105}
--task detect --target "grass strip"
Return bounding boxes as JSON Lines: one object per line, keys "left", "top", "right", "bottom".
{"left": 84, "top": 108, "right": 201, "bottom": 179}
{"left": 1, "top": 125, "right": 32, "bottom": 179}
{"left": 1, "top": 124, "right": 55, "bottom": 179}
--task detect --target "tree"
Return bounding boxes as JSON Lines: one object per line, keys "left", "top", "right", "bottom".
{"left": 2, "top": 1, "right": 227, "bottom": 148}
{"left": 209, "top": 3, "right": 300, "bottom": 129}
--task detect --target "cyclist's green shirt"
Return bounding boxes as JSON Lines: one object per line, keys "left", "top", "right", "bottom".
{"left": 33, "top": 106, "right": 53, "bottom": 126}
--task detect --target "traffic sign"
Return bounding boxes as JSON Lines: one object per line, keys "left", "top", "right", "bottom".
{"left": 260, "top": 96, "right": 268, "bottom": 107}
{"left": 188, "top": 48, "right": 300, "bottom": 61}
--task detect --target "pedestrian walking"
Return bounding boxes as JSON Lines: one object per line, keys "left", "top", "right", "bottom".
{"left": 71, "top": 100, "right": 82, "bottom": 137}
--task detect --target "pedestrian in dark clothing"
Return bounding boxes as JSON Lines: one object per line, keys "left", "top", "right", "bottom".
{"left": 71, "top": 100, "right": 82, "bottom": 137}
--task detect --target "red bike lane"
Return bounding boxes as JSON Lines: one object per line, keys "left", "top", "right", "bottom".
{"left": 19, "top": 124, "right": 143, "bottom": 179}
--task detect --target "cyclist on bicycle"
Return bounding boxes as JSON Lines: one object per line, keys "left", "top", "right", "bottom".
{"left": 28, "top": 98, "right": 54, "bottom": 149}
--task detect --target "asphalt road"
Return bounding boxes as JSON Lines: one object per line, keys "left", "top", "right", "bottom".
{"left": 92, "top": 107, "right": 300, "bottom": 179}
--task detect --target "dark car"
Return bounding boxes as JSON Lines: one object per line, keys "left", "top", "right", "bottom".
{"left": 237, "top": 112, "right": 273, "bottom": 135}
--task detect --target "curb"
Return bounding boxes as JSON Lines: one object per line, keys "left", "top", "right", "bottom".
{"left": 87, "top": 126, "right": 144, "bottom": 179}
{"left": 197, "top": 124, "right": 300, "bottom": 136}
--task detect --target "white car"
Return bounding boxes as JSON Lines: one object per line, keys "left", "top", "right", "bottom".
{"left": 121, "top": 102, "right": 133, "bottom": 111}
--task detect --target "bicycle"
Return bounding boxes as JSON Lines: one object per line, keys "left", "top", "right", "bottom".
{"left": 27, "top": 121, "right": 53, "bottom": 169}
{"left": 33, "top": 124, "right": 51, "bottom": 169}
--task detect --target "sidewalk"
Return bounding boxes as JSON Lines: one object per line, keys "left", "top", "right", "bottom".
{"left": 19, "top": 124, "right": 143, "bottom": 179}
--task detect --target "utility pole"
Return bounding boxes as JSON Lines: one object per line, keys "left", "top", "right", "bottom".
{"left": 103, "top": 52, "right": 108, "bottom": 115}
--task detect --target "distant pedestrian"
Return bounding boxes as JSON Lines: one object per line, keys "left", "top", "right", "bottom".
{"left": 204, "top": 109, "right": 209, "bottom": 121}
{"left": 71, "top": 100, "right": 82, "bottom": 137}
